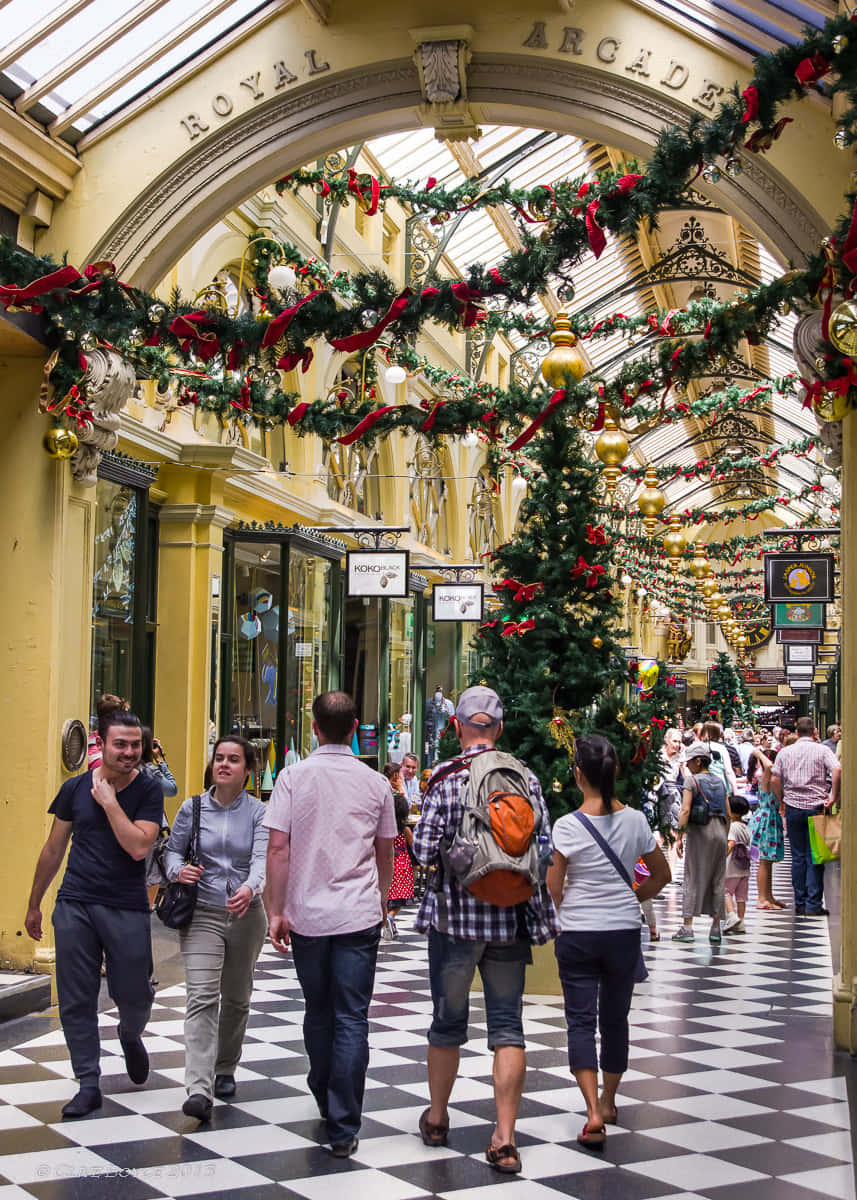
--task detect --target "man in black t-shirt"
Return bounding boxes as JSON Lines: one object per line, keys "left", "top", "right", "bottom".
{"left": 25, "top": 710, "right": 163, "bottom": 1118}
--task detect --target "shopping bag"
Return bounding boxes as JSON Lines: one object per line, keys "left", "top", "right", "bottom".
{"left": 809, "top": 811, "right": 841, "bottom": 864}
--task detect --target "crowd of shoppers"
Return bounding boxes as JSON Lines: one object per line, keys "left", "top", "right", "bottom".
{"left": 24, "top": 687, "right": 841, "bottom": 1172}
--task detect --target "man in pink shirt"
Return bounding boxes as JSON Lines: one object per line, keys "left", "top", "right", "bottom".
{"left": 264, "top": 691, "right": 395, "bottom": 1157}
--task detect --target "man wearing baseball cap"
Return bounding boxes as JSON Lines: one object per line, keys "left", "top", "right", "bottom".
{"left": 412, "top": 686, "right": 556, "bottom": 1175}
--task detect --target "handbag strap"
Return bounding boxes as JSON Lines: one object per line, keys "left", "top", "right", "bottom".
{"left": 572, "top": 810, "right": 636, "bottom": 894}
{"left": 187, "top": 794, "right": 202, "bottom": 866}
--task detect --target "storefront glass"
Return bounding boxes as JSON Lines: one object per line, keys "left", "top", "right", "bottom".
{"left": 388, "top": 596, "right": 414, "bottom": 761}
{"left": 287, "top": 548, "right": 331, "bottom": 759}
{"left": 230, "top": 542, "right": 280, "bottom": 790}
{"left": 91, "top": 480, "right": 137, "bottom": 716}
{"left": 344, "top": 596, "right": 381, "bottom": 761}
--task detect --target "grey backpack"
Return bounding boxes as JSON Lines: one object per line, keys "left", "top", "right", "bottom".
{"left": 440, "top": 750, "right": 543, "bottom": 907}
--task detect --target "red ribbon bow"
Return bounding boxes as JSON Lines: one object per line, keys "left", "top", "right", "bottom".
{"left": 0, "top": 265, "right": 83, "bottom": 312}
{"left": 496, "top": 579, "right": 543, "bottom": 602}
{"left": 347, "top": 168, "right": 381, "bottom": 216}
{"left": 741, "top": 85, "right": 759, "bottom": 123}
{"left": 795, "top": 53, "right": 830, "bottom": 85}
{"left": 337, "top": 405, "right": 398, "bottom": 445}
{"left": 277, "top": 347, "right": 314, "bottom": 373}
{"left": 571, "top": 557, "right": 605, "bottom": 588}
{"left": 261, "top": 290, "right": 324, "bottom": 348}
{"left": 450, "top": 282, "right": 483, "bottom": 328}
{"left": 651, "top": 717, "right": 666, "bottom": 730}
{"left": 586, "top": 524, "right": 608, "bottom": 545}
{"left": 168, "top": 312, "right": 221, "bottom": 361}
{"left": 329, "top": 288, "right": 412, "bottom": 353}
{"left": 501, "top": 619, "right": 535, "bottom": 637}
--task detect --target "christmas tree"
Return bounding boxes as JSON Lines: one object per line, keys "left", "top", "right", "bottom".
{"left": 704, "top": 651, "right": 751, "bottom": 726}
{"left": 469, "top": 410, "right": 678, "bottom": 820}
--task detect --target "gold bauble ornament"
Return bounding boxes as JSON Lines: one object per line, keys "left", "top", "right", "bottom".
{"left": 701, "top": 579, "right": 718, "bottom": 599}
{"left": 637, "top": 466, "right": 666, "bottom": 537}
{"left": 828, "top": 300, "right": 857, "bottom": 356}
{"left": 552, "top": 779, "right": 563, "bottom": 793}
{"left": 43, "top": 426, "right": 78, "bottom": 459}
{"left": 689, "top": 550, "right": 709, "bottom": 583}
{"left": 592, "top": 635, "right": 603, "bottom": 648}
{"left": 540, "top": 310, "right": 585, "bottom": 388}
{"left": 663, "top": 513, "right": 687, "bottom": 574}
{"left": 594, "top": 417, "right": 629, "bottom": 467}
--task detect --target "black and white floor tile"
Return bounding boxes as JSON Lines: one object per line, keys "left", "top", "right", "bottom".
{"left": 0, "top": 859, "right": 854, "bottom": 1200}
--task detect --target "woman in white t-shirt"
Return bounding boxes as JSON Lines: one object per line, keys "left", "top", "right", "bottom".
{"left": 547, "top": 736, "right": 671, "bottom": 1151}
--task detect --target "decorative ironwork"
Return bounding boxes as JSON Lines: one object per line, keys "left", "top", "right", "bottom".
{"left": 409, "top": 437, "right": 449, "bottom": 551}
{"left": 323, "top": 439, "right": 381, "bottom": 518}
{"left": 98, "top": 449, "right": 159, "bottom": 486}
{"left": 232, "top": 522, "right": 349, "bottom": 552}
{"left": 311, "top": 525, "right": 409, "bottom": 550}
{"left": 647, "top": 216, "right": 755, "bottom": 286}
{"left": 691, "top": 412, "right": 768, "bottom": 454}
{"left": 763, "top": 527, "right": 841, "bottom": 552}
{"left": 466, "top": 321, "right": 494, "bottom": 381}
{"left": 405, "top": 214, "right": 441, "bottom": 289}
{"left": 317, "top": 145, "right": 364, "bottom": 261}
{"left": 511, "top": 335, "right": 549, "bottom": 389}
{"left": 468, "top": 470, "right": 498, "bottom": 560}
{"left": 432, "top": 564, "right": 483, "bottom": 582}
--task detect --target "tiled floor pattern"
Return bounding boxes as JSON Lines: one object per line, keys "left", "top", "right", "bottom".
{"left": 0, "top": 860, "right": 854, "bottom": 1200}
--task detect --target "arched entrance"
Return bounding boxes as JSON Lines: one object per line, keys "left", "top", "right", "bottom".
{"left": 89, "top": 55, "right": 827, "bottom": 288}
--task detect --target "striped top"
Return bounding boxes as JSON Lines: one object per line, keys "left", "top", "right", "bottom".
{"left": 771, "top": 738, "right": 839, "bottom": 811}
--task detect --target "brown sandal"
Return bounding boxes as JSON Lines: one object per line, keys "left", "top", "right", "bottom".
{"left": 486, "top": 1143, "right": 521, "bottom": 1173}
{"left": 418, "top": 1108, "right": 449, "bottom": 1146}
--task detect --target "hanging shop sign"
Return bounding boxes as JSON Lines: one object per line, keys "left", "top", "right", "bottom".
{"left": 764, "top": 553, "right": 835, "bottom": 604}
{"left": 346, "top": 550, "right": 409, "bottom": 598}
{"left": 432, "top": 583, "right": 484, "bottom": 623}
{"left": 772, "top": 602, "right": 825, "bottom": 629}
{"left": 776, "top": 626, "right": 823, "bottom": 644}
{"left": 784, "top": 643, "right": 817, "bottom": 665}
{"left": 786, "top": 663, "right": 815, "bottom": 679}
{"left": 739, "top": 667, "right": 786, "bottom": 685}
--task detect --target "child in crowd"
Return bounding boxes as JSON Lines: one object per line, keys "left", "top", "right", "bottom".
{"left": 724, "top": 795, "right": 752, "bottom": 933}
{"left": 384, "top": 793, "right": 414, "bottom": 939}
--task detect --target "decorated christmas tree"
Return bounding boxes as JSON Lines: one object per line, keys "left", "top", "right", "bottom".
{"left": 469, "top": 408, "right": 678, "bottom": 820}
{"left": 704, "top": 650, "right": 750, "bottom": 726}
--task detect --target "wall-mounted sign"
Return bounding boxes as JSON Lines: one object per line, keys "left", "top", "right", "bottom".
{"left": 346, "top": 550, "right": 409, "bottom": 598}
{"left": 777, "top": 627, "right": 823, "bottom": 644}
{"left": 764, "top": 553, "right": 834, "bottom": 604}
{"left": 786, "top": 663, "right": 815, "bottom": 678}
{"left": 740, "top": 667, "right": 786, "bottom": 685}
{"left": 772, "top": 602, "right": 825, "bottom": 629}
{"left": 784, "top": 643, "right": 817, "bottom": 665}
{"left": 432, "top": 583, "right": 484, "bottom": 622}
{"left": 295, "top": 642, "right": 313, "bottom": 658}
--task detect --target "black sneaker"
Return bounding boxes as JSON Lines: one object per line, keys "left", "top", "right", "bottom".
{"left": 62, "top": 1088, "right": 102, "bottom": 1119}
{"left": 214, "top": 1074, "right": 236, "bottom": 1099}
{"left": 795, "top": 907, "right": 806, "bottom": 916}
{"left": 182, "top": 1094, "right": 213, "bottom": 1121}
{"left": 805, "top": 906, "right": 830, "bottom": 916}
{"left": 120, "top": 1034, "right": 149, "bottom": 1085}
{"left": 331, "top": 1136, "right": 359, "bottom": 1158}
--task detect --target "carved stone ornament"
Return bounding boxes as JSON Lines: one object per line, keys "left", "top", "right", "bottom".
{"left": 71, "top": 347, "right": 137, "bottom": 486}
{"left": 413, "top": 39, "right": 481, "bottom": 142}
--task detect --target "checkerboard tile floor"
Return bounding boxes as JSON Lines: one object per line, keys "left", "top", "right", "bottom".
{"left": 0, "top": 859, "right": 854, "bottom": 1200}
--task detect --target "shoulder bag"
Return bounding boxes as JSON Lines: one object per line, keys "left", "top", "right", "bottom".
{"left": 572, "top": 810, "right": 649, "bottom": 982}
{"left": 155, "top": 794, "right": 201, "bottom": 930}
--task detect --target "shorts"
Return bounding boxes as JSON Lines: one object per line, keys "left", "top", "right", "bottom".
{"left": 724, "top": 875, "right": 749, "bottom": 902}
{"left": 427, "top": 927, "right": 531, "bottom": 1050}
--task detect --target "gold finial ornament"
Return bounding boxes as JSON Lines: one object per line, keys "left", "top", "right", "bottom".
{"left": 689, "top": 550, "right": 710, "bottom": 586}
{"left": 540, "top": 310, "right": 585, "bottom": 389}
{"left": 637, "top": 466, "right": 666, "bottom": 537}
{"left": 701, "top": 578, "right": 718, "bottom": 600}
{"left": 594, "top": 417, "right": 629, "bottom": 497}
{"left": 43, "top": 426, "right": 78, "bottom": 459}
{"left": 663, "top": 514, "right": 687, "bottom": 574}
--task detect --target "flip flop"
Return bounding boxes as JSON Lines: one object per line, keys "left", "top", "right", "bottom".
{"left": 577, "top": 1122, "right": 606, "bottom": 1149}
{"left": 756, "top": 901, "right": 775, "bottom": 910}
{"left": 486, "top": 1143, "right": 521, "bottom": 1173}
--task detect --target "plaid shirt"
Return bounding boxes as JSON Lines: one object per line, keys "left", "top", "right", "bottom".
{"left": 772, "top": 737, "right": 839, "bottom": 811}
{"left": 413, "top": 744, "right": 558, "bottom": 944}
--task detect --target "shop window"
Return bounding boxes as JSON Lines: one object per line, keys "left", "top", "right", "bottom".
{"left": 389, "top": 597, "right": 414, "bottom": 750}
{"left": 288, "top": 548, "right": 331, "bottom": 758}
{"left": 90, "top": 462, "right": 158, "bottom": 725}
{"left": 229, "top": 542, "right": 281, "bottom": 790}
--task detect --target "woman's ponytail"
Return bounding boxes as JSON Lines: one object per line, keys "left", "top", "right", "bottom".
{"left": 574, "top": 734, "right": 618, "bottom": 814}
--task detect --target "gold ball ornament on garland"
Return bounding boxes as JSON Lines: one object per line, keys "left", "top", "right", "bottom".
{"left": 813, "top": 388, "right": 854, "bottom": 422}
{"left": 43, "top": 426, "right": 79, "bottom": 459}
{"left": 552, "top": 779, "right": 563, "bottom": 794}
{"left": 592, "top": 635, "right": 603, "bottom": 648}
{"left": 637, "top": 466, "right": 666, "bottom": 538}
{"left": 828, "top": 300, "right": 857, "bottom": 356}
{"left": 662, "top": 513, "right": 687, "bottom": 574}
{"left": 540, "top": 310, "right": 585, "bottom": 389}
{"left": 594, "top": 416, "right": 629, "bottom": 498}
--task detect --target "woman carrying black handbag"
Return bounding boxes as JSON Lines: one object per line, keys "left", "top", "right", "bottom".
{"left": 164, "top": 736, "right": 269, "bottom": 1123}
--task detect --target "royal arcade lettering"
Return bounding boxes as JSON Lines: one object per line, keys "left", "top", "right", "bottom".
{"left": 521, "top": 20, "right": 727, "bottom": 110}
{"left": 179, "top": 50, "right": 331, "bottom": 140}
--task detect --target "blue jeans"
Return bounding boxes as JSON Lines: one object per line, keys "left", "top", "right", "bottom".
{"left": 290, "top": 923, "right": 381, "bottom": 1143}
{"left": 427, "top": 927, "right": 531, "bottom": 1049}
{"left": 555, "top": 929, "right": 639, "bottom": 1074}
{"left": 784, "top": 804, "right": 826, "bottom": 910}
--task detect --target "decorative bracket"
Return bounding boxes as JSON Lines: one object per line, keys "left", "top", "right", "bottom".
{"left": 308, "top": 525, "right": 409, "bottom": 550}
{"left": 762, "top": 526, "right": 840, "bottom": 551}
{"left": 410, "top": 25, "right": 481, "bottom": 142}
{"left": 432, "top": 564, "right": 483, "bottom": 583}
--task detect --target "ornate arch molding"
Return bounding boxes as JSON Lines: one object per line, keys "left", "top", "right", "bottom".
{"left": 91, "top": 54, "right": 827, "bottom": 287}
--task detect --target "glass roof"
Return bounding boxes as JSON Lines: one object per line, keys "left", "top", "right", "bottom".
{"left": 0, "top": 0, "right": 832, "bottom": 145}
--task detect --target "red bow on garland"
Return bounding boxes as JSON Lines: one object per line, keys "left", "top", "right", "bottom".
{"left": 450, "top": 282, "right": 483, "bottom": 328}
{"left": 495, "top": 578, "right": 544, "bottom": 602}
{"left": 168, "top": 312, "right": 221, "bottom": 361}
{"left": 795, "top": 52, "right": 830, "bottom": 85}
{"left": 571, "top": 556, "right": 605, "bottom": 588}
{"left": 651, "top": 717, "right": 666, "bottom": 729}
{"left": 586, "top": 524, "right": 608, "bottom": 545}
{"left": 347, "top": 168, "right": 381, "bottom": 216}
{"left": 329, "top": 288, "right": 412, "bottom": 353}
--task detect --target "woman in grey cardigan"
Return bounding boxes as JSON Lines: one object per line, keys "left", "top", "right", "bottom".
{"left": 165, "top": 736, "right": 269, "bottom": 1122}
